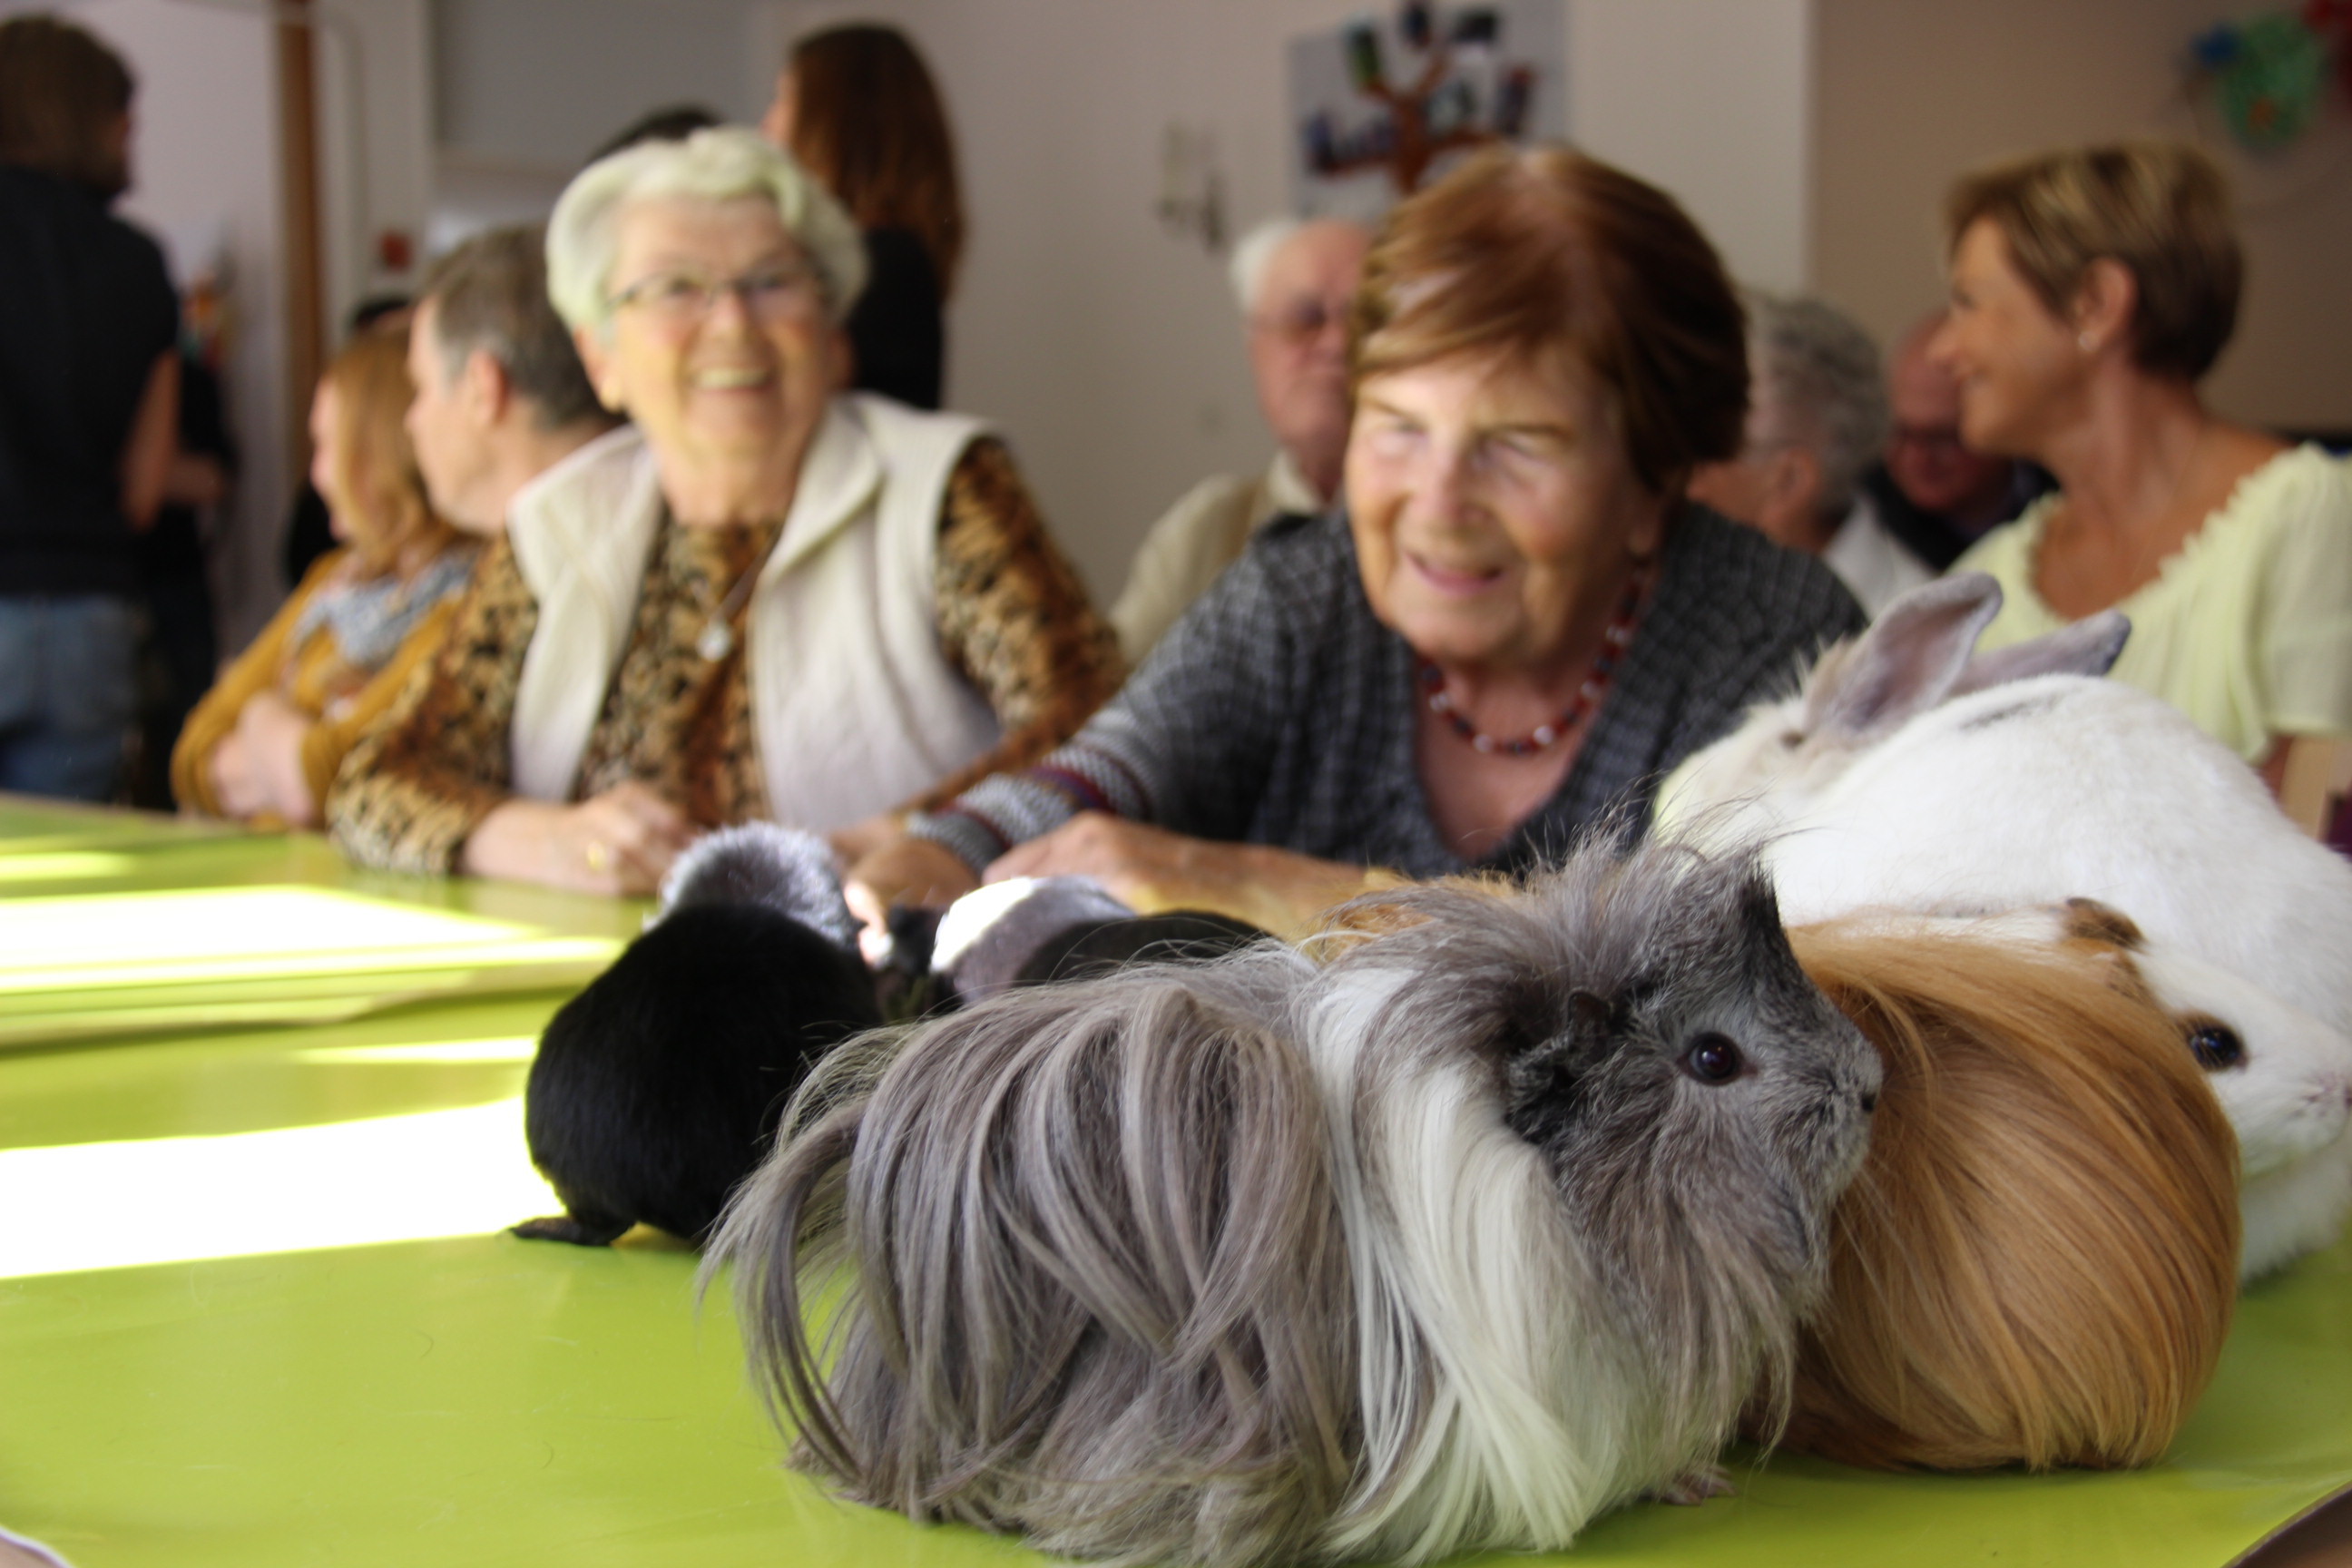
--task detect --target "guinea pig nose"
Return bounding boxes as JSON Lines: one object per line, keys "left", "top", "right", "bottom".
{"left": 1858, "top": 1088, "right": 1878, "bottom": 1113}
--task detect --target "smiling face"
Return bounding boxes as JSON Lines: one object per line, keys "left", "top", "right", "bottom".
{"left": 573, "top": 194, "right": 846, "bottom": 518}
{"left": 1931, "top": 220, "right": 2085, "bottom": 459}
{"left": 1345, "top": 353, "right": 1667, "bottom": 677}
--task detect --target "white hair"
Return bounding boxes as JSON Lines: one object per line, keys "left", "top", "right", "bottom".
{"left": 1745, "top": 291, "right": 1889, "bottom": 519}
{"left": 1227, "top": 215, "right": 1304, "bottom": 317}
{"left": 544, "top": 124, "right": 868, "bottom": 333}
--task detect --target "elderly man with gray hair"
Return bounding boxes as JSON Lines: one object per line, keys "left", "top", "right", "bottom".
{"left": 1110, "top": 216, "right": 1369, "bottom": 662}
{"left": 1688, "top": 290, "right": 1931, "bottom": 615}
{"left": 403, "top": 223, "right": 618, "bottom": 534}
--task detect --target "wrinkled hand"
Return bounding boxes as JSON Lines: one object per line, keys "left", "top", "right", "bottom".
{"left": 460, "top": 781, "right": 693, "bottom": 896}
{"left": 844, "top": 832, "right": 982, "bottom": 961}
{"left": 233, "top": 689, "right": 318, "bottom": 826}
{"left": 984, "top": 812, "right": 1378, "bottom": 939}
{"left": 206, "top": 728, "right": 267, "bottom": 819}
{"left": 826, "top": 809, "right": 905, "bottom": 869}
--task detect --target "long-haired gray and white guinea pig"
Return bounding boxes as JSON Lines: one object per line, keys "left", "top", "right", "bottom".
{"left": 706, "top": 838, "right": 1878, "bottom": 1567}
{"left": 513, "top": 824, "right": 880, "bottom": 1247}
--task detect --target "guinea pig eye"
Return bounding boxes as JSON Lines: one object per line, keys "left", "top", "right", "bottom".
{"left": 1681, "top": 1032, "right": 1745, "bottom": 1085}
{"left": 1777, "top": 727, "right": 1805, "bottom": 750}
{"left": 2187, "top": 1021, "right": 2247, "bottom": 1072}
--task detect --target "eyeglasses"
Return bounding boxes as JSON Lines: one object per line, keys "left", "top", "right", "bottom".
{"left": 605, "top": 262, "right": 823, "bottom": 324}
{"left": 1250, "top": 295, "right": 1354, "bottom": 348}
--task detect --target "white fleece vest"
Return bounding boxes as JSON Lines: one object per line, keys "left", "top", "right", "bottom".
{"left": 505, "top": 395, "right": 1001, "bottom": 831}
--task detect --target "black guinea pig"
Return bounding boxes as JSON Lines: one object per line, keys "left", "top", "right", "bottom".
{"left": 513, "top": 825, "right": 880, "bottom": 1247}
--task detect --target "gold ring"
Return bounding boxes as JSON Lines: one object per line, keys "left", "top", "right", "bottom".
{"left": 584, "top": 840, "right": 611, "bottom": 874}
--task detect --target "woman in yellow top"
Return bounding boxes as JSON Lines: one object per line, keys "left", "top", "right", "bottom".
{"left": 1936, "top": 142, "right": 2351, "bottom": 789}
{"left": 172, "top": 328, "right": 476, "bottom": 825}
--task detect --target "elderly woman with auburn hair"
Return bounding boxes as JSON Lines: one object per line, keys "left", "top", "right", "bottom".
{"left": 328, "top": 127, "right": 1116, "bottom": 894}
{"left": 851, "top": 146, "right": 1865, "bottom": 936}
{"left": 1937, "top": 142, "right": 2352, "bottom": 791}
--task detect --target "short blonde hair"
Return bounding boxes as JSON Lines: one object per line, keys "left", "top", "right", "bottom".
{"left": 1944, "top": 142, "right": 2242, "bottom": 381}
{"left": 545, "top": 125, "right": 867, "bottom": 333}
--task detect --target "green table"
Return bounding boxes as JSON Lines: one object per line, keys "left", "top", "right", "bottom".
{"left": 0, "top": 800, "right": 2347, "bottom": 1565}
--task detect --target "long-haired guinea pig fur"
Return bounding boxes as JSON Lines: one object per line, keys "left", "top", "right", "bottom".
{"left": 513, "top": 825, "right": 880, "bottom": 1246}
{"left": 1845, "top": 900, "right": 2352, "bottom": 1281}
{"left": 1767, "top": 917, "right": 2239, "bottom": 1472}
{"left": 705, "top": 837, "right": 1879, "bottom": 1568}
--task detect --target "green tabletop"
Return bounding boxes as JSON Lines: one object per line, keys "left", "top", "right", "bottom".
{"left": 0, "top": 800, "right": 2347, "bottom": 1565}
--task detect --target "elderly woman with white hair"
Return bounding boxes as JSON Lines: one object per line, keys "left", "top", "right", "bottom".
{"left": 328, "top": 127, "right": 1117, "bottom": 893}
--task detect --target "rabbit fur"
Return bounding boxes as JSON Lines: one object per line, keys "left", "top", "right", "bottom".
{"left": 514, "top": 824, "right": 880, "bottom": 1246}
{"left": 706, "top": 837, "right": 1880, "bottom": 1567}
{"left": 1773, "top": 916, "right": 2239, "bottom": 1470}
{"left": 1652, "top": 575, "right": 2352, "bottom": 1269}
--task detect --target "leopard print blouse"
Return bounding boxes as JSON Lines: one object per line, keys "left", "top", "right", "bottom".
{"left": 328, "top": 438, "right": 1121, "bottom": 874}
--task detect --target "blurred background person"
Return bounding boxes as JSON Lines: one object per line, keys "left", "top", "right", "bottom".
{"left": 329, "top": 128, "right": 1116, "bottom": 894}
{"left": 281, "top": 297, "right": 412, "bottom": 584}
{"left": 1861, "top": 311, "right": 2049, "bottom": 571}
{"left": 1939, "top": 141, "right": 2352, "bottom": 791}
{"left": 130, "top": 338, "right": 234, "bottom": 808}
{"left": 403, "top": 224, "right": 617, "bottom": 535}
{"left": 1688, "top": 290, "right": 1928, "bottom": 616}
{"left": 587, "top": 103, "right": 720, "bottom": 164}
{"left": 0, "top": 15, "right": 180, "bottom": 803}
{"left": 849, "top": 146, "right": 1862, "bottom": 936}
{"left": 762, "top": 23, "right": 961, "bottom": 410}
{"left": 1111, "top": 216, "right": 1370, "bottom": 663}
{"left": 172, "top": 328, "right": 476, "bottom": 826}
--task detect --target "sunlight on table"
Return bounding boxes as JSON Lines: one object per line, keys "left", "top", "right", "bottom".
{"left": 0, "top": 886, "right": 617, "bottom": 993}
{"left": 0, "top": 1083, "right": 559, "bottom": 1279}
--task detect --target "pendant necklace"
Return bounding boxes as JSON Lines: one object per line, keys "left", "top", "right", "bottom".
{"left": 1417, "top": 558, "right": 1652, "bottom": 757}
{"left": 695, "top": 558, "right": 761, "bottom": 662}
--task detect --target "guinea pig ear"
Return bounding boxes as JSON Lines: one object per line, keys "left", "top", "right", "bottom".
{"left": 1950, "top": 609, "right": 2131, "bottom": 697}
{"left": 1501, "top": 987, "right": 1616, "bottom": 1140}
{"left": 1804, "top": 573, "right": 2004, "bottom": 742}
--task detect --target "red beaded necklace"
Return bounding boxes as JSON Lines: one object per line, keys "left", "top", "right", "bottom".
{"left": 1416, "top": 559, "right": 1653, "bottom": 757}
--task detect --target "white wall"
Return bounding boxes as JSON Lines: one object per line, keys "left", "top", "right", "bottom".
{"left": 748, "top": 0, "right": 1814, "bottom": 601}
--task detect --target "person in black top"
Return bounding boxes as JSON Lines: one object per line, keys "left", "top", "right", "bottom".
{"left": 0, "top": 15, "right": 180, "bottom": 801}
{"left": 762, "top": 24, "right": 964, "bottom": 410}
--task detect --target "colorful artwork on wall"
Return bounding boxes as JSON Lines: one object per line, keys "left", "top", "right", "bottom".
{"left": 1287, "top": 0, "right": 1565, "bottom": 222}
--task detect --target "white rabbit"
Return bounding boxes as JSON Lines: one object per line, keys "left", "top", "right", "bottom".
{"left": 1657, "top": 574, "right": 2352, "bottom": 1043}
{"left": 1826, "top": 903, "right": 2352, "bottom": 1281}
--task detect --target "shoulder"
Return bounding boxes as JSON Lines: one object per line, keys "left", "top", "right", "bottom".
{"left": 2222, "top": 444, "right": 2352, "bottom": 537}
{"left": 846, "top": 391, "right": 990, "bottom": 463}
{"left": 1654, "top": 505, "right": 1864, "bottom": 649}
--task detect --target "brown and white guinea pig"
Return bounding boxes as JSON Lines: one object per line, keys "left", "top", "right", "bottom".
{"left": 1766, "top": 916, "right": 2239, "bottom": 1472}
{"left": 708, "top": 837, "right": 1880, "bottom": 1568}
{"left": 513, "top": 824, "right": 881, "bottom": 1247}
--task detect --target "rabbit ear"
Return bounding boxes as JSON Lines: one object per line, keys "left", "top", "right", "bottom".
{"left": 1804, "top": 573, "right": 2004, "bottom": 742}
{"left": 1950, "top": 610, "right": 2130, "bottom": 697}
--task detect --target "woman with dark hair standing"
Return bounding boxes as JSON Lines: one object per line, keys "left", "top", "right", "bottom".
{"left": 1936, "top": 142, "right": 2351, "bottom": 791}
{"left": 761, "top": 23, "right": 962, "bottom": 410}
{"left": 0, "top": 15, "right": 181, "bottom": 801}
